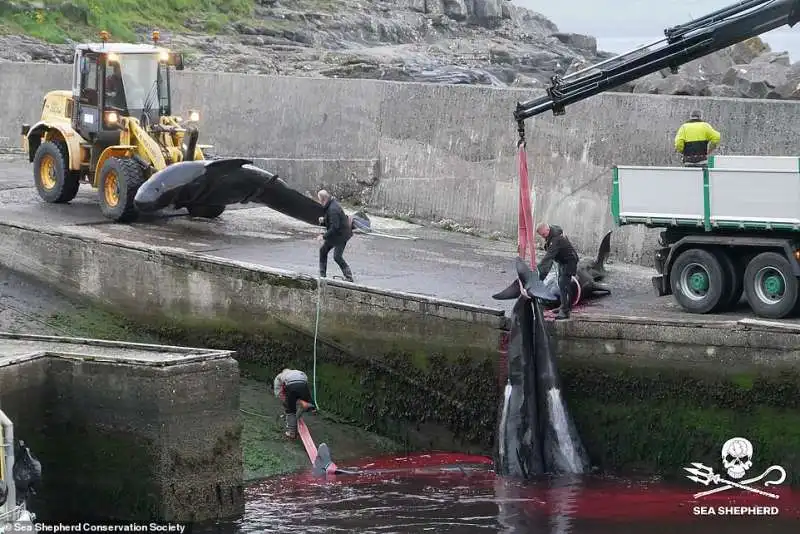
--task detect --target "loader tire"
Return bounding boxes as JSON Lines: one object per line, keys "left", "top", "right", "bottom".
{"left": 33, "top": 139, "right": 80, "bottom": 203}
{"left": 187, "top": 205, "right": 226, "bottom": 218}
{"left": 98, "top": 157, "right": 146, "bottom": 223}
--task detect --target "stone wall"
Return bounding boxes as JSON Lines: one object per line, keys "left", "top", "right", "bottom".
{"left": 3, "top": 62, "right": 799, "bottom": 263}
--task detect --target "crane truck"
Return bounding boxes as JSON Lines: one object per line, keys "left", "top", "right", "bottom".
{"left": 513, "top": 0, "right": 800, "bottom": 320}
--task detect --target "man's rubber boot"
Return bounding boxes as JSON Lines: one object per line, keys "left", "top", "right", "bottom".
{"left": 285, "top": 413, "right": 298, "bottom": 439}
{"left": 556, "top": 297, "right": 571, "bottom": 320}
{"left": 319, "top": 261, "right": 327, "bottom": 279}
{"left": 342, "top": 266, "right": 354, "bottom": 283}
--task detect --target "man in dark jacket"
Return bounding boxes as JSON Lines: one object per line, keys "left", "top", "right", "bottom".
{"left": 317, "top": 189, "right": 354, "bottom": 282}
{"left": 535, "top": 223, "right": 580, "bottom": 319}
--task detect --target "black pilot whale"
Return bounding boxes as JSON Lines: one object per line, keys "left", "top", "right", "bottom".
{"left": 493, "top": 257, "right": 590, "bottom": 478}
{"left": 492, "top": 231, "right": 613, "bottom": 309}
{"left": 133, "top": 158, "right": 326, "bottom": 224}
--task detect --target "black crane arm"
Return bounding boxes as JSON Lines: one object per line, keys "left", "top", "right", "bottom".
{"left": 514, "top": 0, "right": 800, "bottom": 122}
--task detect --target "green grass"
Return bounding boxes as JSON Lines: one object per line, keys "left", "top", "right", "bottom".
{"left": 0, "top": 0, "right": 255, "bottom": 43}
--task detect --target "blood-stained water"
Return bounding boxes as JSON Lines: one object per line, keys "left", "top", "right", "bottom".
{"left": 198, "top": 452, "right": 800, "bottom": 533}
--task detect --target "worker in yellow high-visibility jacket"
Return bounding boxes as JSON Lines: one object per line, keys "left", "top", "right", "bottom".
{"left": 674, "top": 110, "right": 721, "bottom": 167}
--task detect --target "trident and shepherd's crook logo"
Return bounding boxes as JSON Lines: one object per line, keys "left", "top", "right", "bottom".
{"left": 684, "top": 437, "right": 787, "bottom": 499}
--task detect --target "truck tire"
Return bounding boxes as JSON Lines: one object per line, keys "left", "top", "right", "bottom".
{"left": 669, "top": 248, "right": 725, "bottom": 314}
{"left": 32, "top": 139, "right": 80, "bottom": 203}
{"left": 743, "top": 252, "right": 798, "bottom": 319}
{"left": 187, "top": 205, "right": 225, "bottom": 218}
{"left": 97, "top": 157, "right": 146, "bottom": 223}
{"left": 714, "top": 249, "right": 744, "bottom": 312}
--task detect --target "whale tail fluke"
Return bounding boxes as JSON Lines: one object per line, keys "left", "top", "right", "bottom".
{"left": 493, "top": 257, "right": 558, "bottom": 301}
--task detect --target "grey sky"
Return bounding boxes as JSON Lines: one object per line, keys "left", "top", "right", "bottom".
{"left": 514, "top": 0, "right": 798, "bottom": 60}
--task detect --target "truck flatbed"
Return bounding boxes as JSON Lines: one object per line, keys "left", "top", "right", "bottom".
{"left": 612, "top": 155, "right": 800, "bottom": 232}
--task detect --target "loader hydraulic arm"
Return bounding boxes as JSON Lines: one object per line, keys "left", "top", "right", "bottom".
{"left": 513, "top": 0, "right": 800, "bottom": 122}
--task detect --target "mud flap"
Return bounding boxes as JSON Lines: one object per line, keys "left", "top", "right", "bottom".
{"left": 652, "top": 274, "right": 670, "bottom": 296}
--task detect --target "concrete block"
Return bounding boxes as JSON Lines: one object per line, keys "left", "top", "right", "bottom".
{"left": 171, "top": 72, "right": 382, "bottom": 159}
{"left": 0, "top": 335, "right": 242, "bottom": 523}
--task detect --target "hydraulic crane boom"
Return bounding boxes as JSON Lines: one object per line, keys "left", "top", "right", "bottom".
{"left": 514, "top": 0, "right": 800, "bottom": 122}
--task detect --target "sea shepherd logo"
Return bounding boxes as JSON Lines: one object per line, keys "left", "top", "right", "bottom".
{"left": 685, "top": 436, "right": 787, "bottom": 516}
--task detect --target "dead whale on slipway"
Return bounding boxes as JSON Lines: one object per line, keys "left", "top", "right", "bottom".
{"left": 133, "top": 158, "right": 326, "bottom": 224}
{"left": 493, "top": 231, "right": 613, "bottom": 310}
{"left": 493, "top": 257, "right": 591, "bottom": 478}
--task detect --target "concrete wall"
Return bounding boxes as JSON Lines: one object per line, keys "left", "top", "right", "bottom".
{"left": 0, "top": 219, "right": 506, "bottom": 363}
{"left": 3, "top": 61, "right": 800, "bottom": 263}
{"left": 551, "top": 315, "right": 800, "bottom": 371}
{"left": 0, "top": 218, "right": 507, "bottom": 452}
{"left": 0, "top": 343, "right": 243, "bottom": 523}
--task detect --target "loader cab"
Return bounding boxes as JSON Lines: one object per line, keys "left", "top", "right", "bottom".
{"left": 71, "top": 42, "right": 183, "bottom": 142}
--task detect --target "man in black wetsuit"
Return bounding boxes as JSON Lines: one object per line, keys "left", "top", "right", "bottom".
{"left": 317, "top": 189, "right": 354, "bottom": 282}
{"left": 535, "top": 223, "right": 580, "bottom": 320}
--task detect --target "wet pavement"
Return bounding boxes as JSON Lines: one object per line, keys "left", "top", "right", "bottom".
{"left": 2, "top": 154, "right": 799, "bottom": 325}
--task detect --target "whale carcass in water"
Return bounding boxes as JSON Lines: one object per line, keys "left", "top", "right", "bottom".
{"left": 493, "top": 231, "right": 613, "bottom": 310}
{"left": 133, "top": 158, "right": 326, "bottom": 224}
{"left": 494, "top": 257, "right": 590, "bottom": 478}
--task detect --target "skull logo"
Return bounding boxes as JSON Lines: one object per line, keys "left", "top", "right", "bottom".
{"left": 721, "top": 437, "right": 753, "bottom": 479}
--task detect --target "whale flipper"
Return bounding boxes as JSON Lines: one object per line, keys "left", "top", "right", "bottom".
{"left": 492, "top": 280, "right": 522, "bottom": 300}
{"left": 591, "top": 231, "right": 612, "bottom": 275}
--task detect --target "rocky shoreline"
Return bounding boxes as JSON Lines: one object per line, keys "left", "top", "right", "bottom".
{"left": 0, "top": 0, "right": 798, "bottom": 99}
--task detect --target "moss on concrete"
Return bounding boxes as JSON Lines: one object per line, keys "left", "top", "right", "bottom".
{"left": 34, "top": 419, "right": 160, "bottom": 521}
{"left": 43, "top": 297, "right": 800, "bottom": 486}
{"left": 43, "top": 306, "right": 408, "bottom": 481}
{"left": 560, "top": 360, "right": 800, "bottom": 485}
{"left": 150, "top": 314, "right": 500, "bottom": 452}
{"left": 239, "top": 377, "right": 400, "bottom": 480}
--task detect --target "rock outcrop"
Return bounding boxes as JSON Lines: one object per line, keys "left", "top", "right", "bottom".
{"left": 1, "top": 0, "right": 798, "bottom": 100}
{"left": 628, "top": 38, "right": 800, "bottom": 100}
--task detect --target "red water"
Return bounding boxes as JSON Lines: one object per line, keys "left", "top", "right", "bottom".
{"left": 207, "top": 452, "right": 800, "bottom": 533}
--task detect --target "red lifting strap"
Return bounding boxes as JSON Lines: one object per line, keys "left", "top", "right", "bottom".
{"left": 517, "top": 144, "right": 535, "bottom": 269}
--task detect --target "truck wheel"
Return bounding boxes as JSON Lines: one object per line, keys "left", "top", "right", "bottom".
{"left": 187, "top": 205, "right": 225, "bottom": 218}
{"left": 714, "top": 249, "right": 743, "bottom": 312}
{"left": 97, "top": 157, "right": 146, "bottom": 223}
{"left": 33, "top": 140, "right": 80, "bottom": 203}
{"left": 743, "top": 252, "right": 798, "bottom": 319}
{"left": 669, "top": 248, "right": 725, "bottom": 314}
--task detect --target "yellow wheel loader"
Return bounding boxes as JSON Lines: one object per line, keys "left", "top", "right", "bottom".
{"left": 20, "top": 31, "right": 219, "bottom": 223}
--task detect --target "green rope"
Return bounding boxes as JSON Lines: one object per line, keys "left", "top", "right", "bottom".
{"left": 312, "top": 276, "right": 323, "bottom": 408}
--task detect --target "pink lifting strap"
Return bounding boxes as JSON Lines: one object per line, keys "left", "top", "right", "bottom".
{"left": 517, "top": 144, "right": 535, "bottom": 268}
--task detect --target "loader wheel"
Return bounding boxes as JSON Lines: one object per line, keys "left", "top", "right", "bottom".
{"left": 97, "top": 157, "right": 145, "bottom": 223}
{"left": 669, "top": 247, "right": 725, "bottom": 314}
{"left": 743, "top": 252, "right": 798, "bottom": 319}
{"left": 187, "top": 205, "right": 225, "bottom": 218}
{"left": 33, "top": 140, "right": 80, "bottom": 203}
